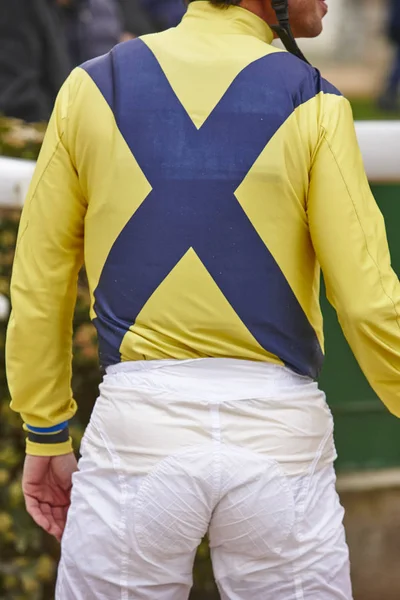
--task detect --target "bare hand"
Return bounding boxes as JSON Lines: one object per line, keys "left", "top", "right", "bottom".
{"left": 23, "top": 453, "right": 78, "bottom": 542}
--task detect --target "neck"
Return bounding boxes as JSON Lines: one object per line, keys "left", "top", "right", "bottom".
{"left": 240, "top": 0, "right": 277, "bottom": 25}
{"left": 234, "top": 0, "right": 279, "bottom": 40}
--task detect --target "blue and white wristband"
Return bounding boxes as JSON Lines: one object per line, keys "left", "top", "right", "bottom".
{"left": 26, "top": 421, "right": 70, "bottom": 445}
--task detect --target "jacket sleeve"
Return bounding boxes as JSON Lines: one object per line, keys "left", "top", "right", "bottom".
{"left": 308, "top": 93, "right": 400, "bottom": 417}
{"left": 6, "top": 70, "right": 86, "bottom": 456}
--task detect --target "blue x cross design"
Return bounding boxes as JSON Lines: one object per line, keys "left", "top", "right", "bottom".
{"left": 84, "top": 40, "right": 331, "bottom": 376}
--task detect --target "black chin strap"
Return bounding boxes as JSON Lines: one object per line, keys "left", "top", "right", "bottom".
{"left": 270, "top": 0, "right": 310, "bottom": 64}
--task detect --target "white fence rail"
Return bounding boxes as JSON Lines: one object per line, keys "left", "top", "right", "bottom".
{"left": 0, "top": 122, "right": 400, "bottom": 208}
{"left": 355, "top": 121, "right": 400, "bottom": 182}
{"left": 0, "top": 157, "right": 35, "bottom": 208}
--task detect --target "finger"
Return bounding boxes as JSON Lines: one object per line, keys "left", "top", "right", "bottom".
{"left": 40, "top": 503, "right": 65, "bottom": 540}
{"left": 43, "top": 504, "right": 70, "bottom": 542}
{"left": 48, "top": 519, "right": 64, "bottom": 542}
{"left": 25, "top": 495, "right": 51, "bottom": 533}
{"left": 53, "top": 505, "right": 69, "bottom": 535}
{"left": 32, "top": 501, "right": 64, "bottom": 540}
{"left": 57, "top": 506, "right": 73, "bottom": 542}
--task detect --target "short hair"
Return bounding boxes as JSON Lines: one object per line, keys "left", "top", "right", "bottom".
{"left": 189, "top": 1, "right": 242, "bottom": 5}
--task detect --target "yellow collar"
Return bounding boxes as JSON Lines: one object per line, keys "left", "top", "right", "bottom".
{"left": 180, "top": 1, "right": 274, "bottom": 45}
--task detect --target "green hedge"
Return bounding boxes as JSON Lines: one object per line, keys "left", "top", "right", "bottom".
{"left": 0, "top": 117, "right": 217, "bottom": 599}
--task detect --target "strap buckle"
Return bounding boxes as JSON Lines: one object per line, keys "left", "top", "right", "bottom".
{"left": 271, "top": 0, "right": 289, "bottom": 23}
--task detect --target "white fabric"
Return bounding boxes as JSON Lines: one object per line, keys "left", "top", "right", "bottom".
{"left": 56, "top": 358, "right": 352, "bottom": 600}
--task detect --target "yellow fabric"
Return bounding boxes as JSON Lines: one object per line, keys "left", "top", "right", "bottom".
{"left": 235, "top": 97, "right": 324, "bottom": 348}
{"left": 7, "top": 72, "right": 86, "bottom": 448}
{"left": 6, "top": 1, "right": 400, "bottom": 458}
{"left": 143, "top": 4, "right": 278, "bottom": 130}
{"left": 308, "top": 94, "right": 400, "bottom": 417}
{"left": 121, "top": 248, "right": 282, "bottom": 365}
{"left": 26, "top": 438, "right": 74, "bottom": 457}
{"left": 79, "top": 72, "right": 153, "bottom": 319}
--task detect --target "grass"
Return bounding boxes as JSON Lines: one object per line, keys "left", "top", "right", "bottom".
{"left": 349, "top": 97, "right": 400, "bottom": 120}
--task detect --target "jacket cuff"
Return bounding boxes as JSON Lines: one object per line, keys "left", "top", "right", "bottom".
{"left": 26, "top": 437, "right": 74, "bottom": 457}
{"left": 27, "top": 427, "right": 70, "bottom": 444}
{"left": 24, "top": 422, "right": 73, "bottom": 456}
